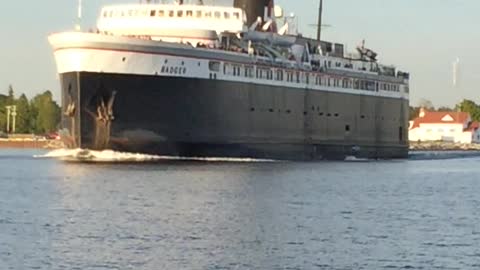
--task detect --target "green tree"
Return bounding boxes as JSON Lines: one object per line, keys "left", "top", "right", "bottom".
{"left": 409, "top": 106, "right": 420, "bottom": 120}
{"left": 31, "top": 91, "right": 61, "bottom": 133}
{"left": 436, "top": 106, "right": 453, "bottom": 112}
{"left": 456, "top": 99, "right": 480, "bottom": 122}
{"left": 418, "top": 98, "right": 435, "bottom": 111}
{"left": 0, "top": 94, "right": 7, "bottom": 132}
{"left": 7, "top": 85, "right": 14, "bottom": 106}
{"left": 14, "top": 94, "right": 32, "bottom": 133}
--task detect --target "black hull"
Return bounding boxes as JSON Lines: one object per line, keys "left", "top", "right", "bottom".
{"left": 60, "top": 72, "right": 409, "bottom": 161}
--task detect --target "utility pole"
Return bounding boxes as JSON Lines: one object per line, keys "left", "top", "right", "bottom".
{"left": 76, "top": 0, "right": 82, "bottom": 31}
{"left": 316, "top": 0, "right": 323, "bottom": 41}
{"left": 5, "top": 106, "right": 11, "bottom": 133}
{"left": 11, "top": 106, "right": 16, "bottom": 134}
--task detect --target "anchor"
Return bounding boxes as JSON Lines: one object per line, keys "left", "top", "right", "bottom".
{"left": 62, "top": 94, "right": 78, "bottom": 148}
{"left": 85, "top": 91, "right": 117, "bottom": 150}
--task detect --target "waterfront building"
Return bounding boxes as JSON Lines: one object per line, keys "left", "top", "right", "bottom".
{"left": 409, "top": 108, "right": 480, "bottom": 144}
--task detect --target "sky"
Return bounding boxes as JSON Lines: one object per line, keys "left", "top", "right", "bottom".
{"left": 0, "top": 0, "right": 478, "bottom": 107}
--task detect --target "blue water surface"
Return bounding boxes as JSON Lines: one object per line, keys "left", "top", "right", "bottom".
{"left": 1, "top": 149, "right": 480, "bottom": 269}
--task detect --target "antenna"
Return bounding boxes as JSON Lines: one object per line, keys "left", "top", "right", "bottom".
{"left": 75, "top": 0, "right": 82, "bottom": 31}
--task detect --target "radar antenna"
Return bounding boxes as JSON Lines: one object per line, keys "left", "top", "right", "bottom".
{"left": 356, "top": 40, "right": 378, "bottom": 62}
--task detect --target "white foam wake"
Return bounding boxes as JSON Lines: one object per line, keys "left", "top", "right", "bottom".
{"left": 35, "top": 148, "right": 275, "bottom": 163}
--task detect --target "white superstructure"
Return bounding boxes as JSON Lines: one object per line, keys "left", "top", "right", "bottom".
{"left": 97, "top": 4, "right": 245, "bottom": 44}
{"left": 51, "top": 0, "right": 410, "bottom": 100}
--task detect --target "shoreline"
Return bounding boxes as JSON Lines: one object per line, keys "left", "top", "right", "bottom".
{"left": 409, "top": 142, "right": 480, "bottom": 152}
{"left": 1, "top": 140, "right": 479, "bottom": 153}
{"left": 0, "top": 139, "right": 63, "bottom": 149}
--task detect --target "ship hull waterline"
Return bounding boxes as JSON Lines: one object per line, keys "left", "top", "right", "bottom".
{"left": 59, "top": 71, "right": 409, "bottom": 161}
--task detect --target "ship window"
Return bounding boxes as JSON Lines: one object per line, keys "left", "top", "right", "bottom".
{"left": 276, "top": 70, "right": 283, "bottom": 81}
{"left": 150, "top": 10, "right": 156, "bottom": 17}
{"left": 296, "top": 72, "right": 300, "bottom": 83}
{"left": 245, "top": 66, "right": 253, "bottom": 77}
{"left": 224, "top": 12, "right": 230, "bottom": 19}
{"left": 177, "top": 10, "right": 183, "bottom": 17}
{"left": 128, "top": 10, "right": 134, "bottom": 16}
{"left": 158, "top": 10, "right": 165, "bottom": 17}
{"left": 109, "top": 10, "right": 114, "bottom": 17}
{"left": 233, "top": 12, "right": 240, "bottom": 19}
{"left": 196, "top": 10, "right": 202, "bottom": 18}
{"left": 186, "top": 10, "right": 193, "bottom": 17}
{"left": 205, "top": 11, "right": 212, "bottom": 18}
{"left": 103, "top": 11, "right": 108, "bottom": 17}
{"left": 169, "top": 10, "right": 175, "bottom": 17}
{"left": 345, "top": 125, "right": 350, "bottom": 132}
{"left": 214, "top": 11, "right": 221, "bottom": 18}
{"left": 209, "top": 61, "right": 220, "bottom": 72}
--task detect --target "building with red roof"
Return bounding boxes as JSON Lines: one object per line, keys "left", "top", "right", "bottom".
{"left": 409, "top": 108, "right": 480, "bottom": 143}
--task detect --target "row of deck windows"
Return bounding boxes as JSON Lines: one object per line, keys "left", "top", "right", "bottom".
{"left": 103, "top": 9, "right": 240, "bottom": 20}
{"left": 219, "top": 63, "right": 400, "bottom": 92}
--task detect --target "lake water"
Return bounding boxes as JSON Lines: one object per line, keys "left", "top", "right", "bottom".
{"left": 1, "top": 149, "right": 480, "bottom": 269}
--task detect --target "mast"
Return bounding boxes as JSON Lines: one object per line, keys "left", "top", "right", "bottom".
{"left": 316, "top": 0, "right": 323, "bottom": 41}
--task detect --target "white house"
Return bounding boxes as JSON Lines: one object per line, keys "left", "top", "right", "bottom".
{"left": 409, "top": 108, "right": 480, "bottom": 144}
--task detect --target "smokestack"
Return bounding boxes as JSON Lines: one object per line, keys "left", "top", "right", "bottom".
{"left": 234, "top": 0, "right": 273, "bottom": 26}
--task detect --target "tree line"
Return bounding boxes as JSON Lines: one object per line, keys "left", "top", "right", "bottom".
{"left": 410, "top": 98, "right": 480, "bottom": 122}
{"left": 0, "top": 85, "right": 61, "bottom": 134}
